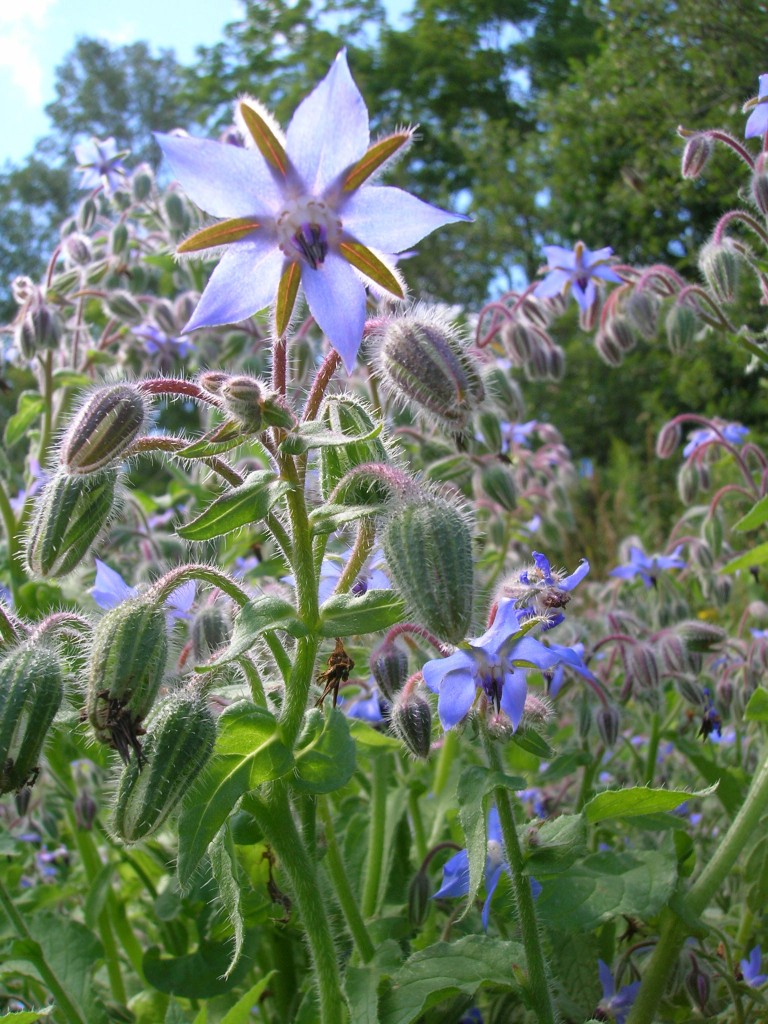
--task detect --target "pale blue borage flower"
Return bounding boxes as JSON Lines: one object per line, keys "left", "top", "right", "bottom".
{"left": 74, "top": 137, "right": 128, "bottom": 194}
{"left": 746, "top": 75, "right": 768, "bottom": 139}
{"left": 155, "top": 50, "right": 470, "bottom": 371}
{"left": 533, "top": 241, "right": 623, "bottom": 312}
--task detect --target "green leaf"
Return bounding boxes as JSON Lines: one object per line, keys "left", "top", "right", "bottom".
{"left": 456, "top": 767, "right": 526, "bottom": 919}
{"left": 536, "top": 848, "right": 677, "bottom": 931}
{"left": 5, "top": 393, "right": 45, "bottom": 447}
{"left": 735, "top": 494, "right": 768, "bottom": 532}
{"left": 745, "top": 687, "right": 768, "bottom": 723}
{"left": 319, "top": 589, "right": 405, "bottom": 637}
{"left": 177, "top": 703, "right": 293, "bottom": 886}
{"left": 24, "top": 914, "right": 108, "bottom": 1024}
{"left": 279, "top": 418, "right": 383, "bottom": 456}
{"left": 345, "top": 941, "right": 404, "bottom": 1024}
{"left": 720, "top": 541, "right": 768, "bottom": 574}
{"left": 525, "top": 814, "right": 588, "bottom": 874}
{"left": 195, "top": 596, "right": 306, "bottom": 673}
{"left": 512, "top": 727, "right": 554, "bottom": 759}
{"left": 209, "top": 827, "right": 245, "bottom": 979}
{"left": 292, "top": 708, "right": 356, "bottom": 794}
{"left": 51, "top": 370, "right": 91, "bottom": 391}
{"left": 176, "top": 429, "right": 244, "bottom": 459}
{"left": 220, "top": 974, "right": 276, "bottom": 1024}
{"left": 378, "top": 935, "right": 523, "bottom": 1024}
{"left": 675, "top": 738, "right": 747, "bottom": 816}
{"left": 0, "top": 1010, "right": 54, "bottom": 1022}
{"left": 310, "top": 503, "right": 387, "bottom": 535}
{"left": 584, "top": 785, "right": 716, "bottom": 823}
{"left": 143, "top": 933, "right": 258, "bottom": 998}
{"left": 178, "top": 471, "right": 292, "bottom": 541}
{"left": 349, "top": 719, "right": 401, "bottom": 748}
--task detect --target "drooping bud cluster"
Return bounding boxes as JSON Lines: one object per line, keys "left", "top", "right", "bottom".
{"left": 0, "top": 645, "right": 64, "bottom": 794}
{"left": 112, "top": 688, "right": 216, "bottom": 842}
{"left": 375, "top": 306, "right": 485, "bottom": 433}
{"left": 381, "top": 492, "right": 474, "bottom": 644}
{"left": 198, "top": 371, "right": 294, "bottom": 433}
{"left": 12, "top": 279, "right": 62, "bottom": 359}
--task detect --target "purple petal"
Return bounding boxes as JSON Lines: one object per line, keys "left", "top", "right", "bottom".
{"left": 342, "top": 185, "right": 471, "bottom": 252}
{"left": 542, "top": 245, "right": 577, "bottom": 270}
{"left": 481, "top": 859, "right": 505, "bottom": 930}
{"left": 436, "top": 665, "right": 478, "bottom": 729}
{"left": 301, "top": 253, "right": 367, "bottom": 371}
{"left": 422, "top": 649, "right": 475, "bottom": 693}
{"left": 185, "top": 240, "right": 284, "bottom": 331}
{"left": 598, "top": 960, "right": 616, "bottom": 1000}
{"left": 746, "top": 79, "right": 768, "bottom": 138}
{"left": 499, "top": 668, "right": 528, "bottom": 729}
{"left": 470, "top": 599, "right": 524, "bottom": 658}
{"left": 571, "top": 278, "right": 596, "bottom": 310}
{"left": 561, "top": 558, "right": 590, "bottom": 591}
{"left": 592, "top": 264, "right": 623, "bottom": 284}
{"left": 433, "top": 848, "right": 470, "bottom": 898}
{"left": 155, "top": 133, "right": 283, "bottom": 218}
{"left": 286, "top": 50, "right": 369, "bottom": 194}
{"left": 92, "top": 559, "right": 137, "bottom": 609}
{"left": 534, "top": 269, "right": 571, "bottom": 299}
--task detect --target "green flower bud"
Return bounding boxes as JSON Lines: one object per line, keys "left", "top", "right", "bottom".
{"left": 665, "top": 302, "right": 699, "bottom": 355}
{"left": 15, "top": 305, "right": 62, "bottom": 358}
{"left": 112, "top": 688, "right": 216, "bottom": 842}
{"left": 60, "top": 384, "right": 147, "bottom": 474}
{"left": 481, "top": 365, "right": 525, "bottom": 421}
{"left": 408, "top": 869, "right": 431, "bottom": 927}
{"left": 595, "top": 330, "right": 623, "bottom": 367}
{"left": 699, "top": 239, "right": 743, "bottom": 304}
{"left": 105, "top": 290, "right": 144, "bottom": 324}
{"left": 164, "top": 190, "right": 188, "bottom": 230}
{"left": 131, "top": 164, "right": 154, "bottom": 202}
{"left": 382, "top": 494, "right": 474, "bottom": 643}
{"left": 595, "top": 704, "right": 620, "bottom": 748}
{"left": 625, "top": 289, "right": 659, "bottom": 339}
{"left": 478, "top": 461, "right": 517, "bottom": 512}
{"left": 191, "top": 604, "right": 232, "bottom": 663}
{"left": 655, "top": 420, "right": 682, "bottom": 459}
{"left": 47, "top": 268, "right": 82, "bottom": 299}
{"left": 370, "top": 640, "right": 409, "bottom": 701}
{"left": 318, "top": 394, "right": 390, "bottom": 502}
{"left": 153, "top": 299, "right": 178, "bottom": 336}
{"left": 677, "top": 461, "right": 699, "bottom": 504}
{"left": 77, "top": 196, "right": 98, "bottom": 232}
{"left": 220, "top": 374, "right": 263, "bottom": 431}
{"left": 0, "top": 645, "right": 63, "bottom": 794}
{"left": 26, "top": 469, "right": 118, "bottom": 578}
{"left": 476, "top": 410, "right": 503, "bottom": 452}
{"left": 376, "top": 307, "right": 484, "bottom": 432}
{"left": 391, "top": 690, "right": 432, "bottom": 759}
{"left": 86, "top": 598, "right": 168, "bottom": 762}
{"left": 110, "top": 223, "right": 129, "bottom": 257}
{"left": 676, "top": 620, "right": 726, "bottom": 653}
{"left": 681, "top": 133, "right": 713, "bottom": 180}
{"left": 62, "top": 233, "right": 92, "bottom": 266}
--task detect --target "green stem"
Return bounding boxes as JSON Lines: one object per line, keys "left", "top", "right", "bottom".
{"left": 0, "top": 875, "right": 88, "bottom": 1024}
{"left": 244, "top": 785, "right": 347, "bottom": 1023}
{"left": 644, "top": 711, "right": 660, "bottom": 786}
{"left": 484, "top": 734, "right": 557, "bottom": 1024}
{"left": 333, "top": 519, "right": 375, "bottom": 596}
{"left": 318, "top": 798, "right": 375, "bottom": 962}
{"left": 0, "top": 477, "right": 23, "bottom": 602}
{"left": 361, "top": 751, "right": 389, "bottom": 918}
{"left": 626, "top": 746, "right": 768, "bottom": 1024}
{"left": 238, "top": 655, "right": 267, "bottom": 705}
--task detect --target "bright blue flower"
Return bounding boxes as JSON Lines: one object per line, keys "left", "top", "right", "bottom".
{"left": 74, "top": 137, "right": 127, "bottom": 194}
{"left": 682, "top": 423, "right": 749, "bottom": 458}
{"left": 597, "top": 960, "right": 641, "bottom": 1024}
{"left": 421, "top": 599, "right": 577, "bottom": 730}
{"left": 534, "top": 241, "right": 622, "bottom": 312}
{"left": 433, "top": 807, "right": 507, "bottom": 930}
{"left": 512, "top": 550, "right": 590, "bottom": 629}
{"left": 502, "top": 419, "right": 538, "bottom": 449}
{"left": 155, "top": 50, "right": 469, "bottom": 372}
{"left": 91, "top": 559, "right": 195, "bottom": 622}
{"left": 610, "top": 545, "right": 685, "bottom": 588}
{"left": 344, "top": 683, "right": 384, "bottom": 723}
{"left": 740, "top": 945, "right": 767, "bottom": 988}
{"left": 746, "top": 75, "right": 768, "bottom": 139}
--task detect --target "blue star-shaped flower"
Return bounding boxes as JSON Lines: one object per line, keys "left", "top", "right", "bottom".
{"left": 597, "top": 960, "right": 641, "bottom": 1024}
{"left": 610, "top": 545, "right": 686, "bottom": 589}
{"left": 91, "top": 559, "right": 195, "bottom": 622}
{"left": 74, "top": 137, "right": 128, "bottom": 194}
{"left": 682, "top": 422, "right": 749, "bottom": 458}
{"left": 746, "top": 75, "right": 768, "bottom": 139}
{"left": 533, "top": 241, "right": 622, "bottom": 312}
{"left": 421, "top": 599, "right": 579, "bottom": 730}
{"left": 133, "top": 324, "right": 193, "bottom": 360}
{"left": 155, "top": 50, "right": 469, "bottom": 371}
{"left": 740, "top": 945, "right": 767, "bottom": 988}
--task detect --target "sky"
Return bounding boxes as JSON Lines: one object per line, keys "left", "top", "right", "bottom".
{"left": 0, "top": 0, "right": 241, "bottom": 165}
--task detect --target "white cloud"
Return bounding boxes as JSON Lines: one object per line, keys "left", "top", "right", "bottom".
{"left": 0, "top": 0, "right": 58, "bottom": 105}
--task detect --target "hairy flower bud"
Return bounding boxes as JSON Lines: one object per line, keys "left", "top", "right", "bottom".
{"left": 77, "top": 196, "right": 98, "bottom": 232}
{"left": 408, "top": 868, "right": 431, "bottom": 927}
{"left": 656, "top": 420, "right": 682, "bottom": 459}
{"left": 482, "top": 365, "right": 525, "bottom": 421}
{"left": 318, "top": 394, "right": 390, "bottom": 502}
{"left": 478, "top": 461, "right": 517, "bottom": 512}
{"left": 153, "top": 299, "right": 178, "bottom": 336}
{"left": 382, "top": 494, "right": 474, "bottom": 643}
{"left": 595, "top": 330, "right": 624, "bottom": 367}
{"left": 677, "top": 461, "right": 699, "bottom": 505}
{"left": 370, "top": 641, "right": 409, "bottom": 701}
{"left": 0, "top": 645, "right": 63, "bottom": 794}
{"left": 606, "top": 315, "right": 638, "bottom": 353}
{"left": 15, "top": 305, "right": 62, "bottom": 358}
{"left": 751, "top": 153, "right": 768, "bottom": 215}
{"left": 676, "top": 675, "right": 706, "bottom": 707}
{"left": 501, "top": 320, "right": 535, "bottom": 363}
{"left": 595, "top": 704, "right": 620, "bottom": 748}
{"left": 376, "top": 308, "right": 484, "bottom": 432}
{"left": 105, "top": 290, "right": 144, "bottom": 324}
{"left": 624, "top": 642, "right": 659, "bottom": 692}
{"left": 681, "top": 134, "right": 714, "bottom": 180}
{"left": 111, "top": 223, "right": 129, "bottom": 257}
{"left": 86, "top": 598, "right": 168, "bottom": 762}
{"left": 665, "top": 302, "right": 698, "bottom": 355}
{"left": 26, "top": 470, "right": 118, "bottom": 578}
{"left": 699, "top": 239, "right": 743, "bottom": 304}
{"left": 131, "top": 164, "right": 154, "bottom": 202}
{"left": 220, "top": 374, "right": 263, "bottom": 431}
{"left": 164, "top": 190, "right": 188, "bottom": 231}
{"left": 112, "top": 689, "right": 216, "bottom": 842}
{"left": 625, "top": 289, "right": 659, "bottom": 339}
{"left": 60, "top": 384, "right": 147, "bottom": 474}
{"left": 391, "top": 689, "right": 432, "bottom": 759}
{"left": 62, "top": 232, "right": 92, "bottom": 267}
{"left": 676, "top": 620, "right": 726, "bottom": 653}
{"left": 191, "top": 604, "right": 232, "bottom": 663}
